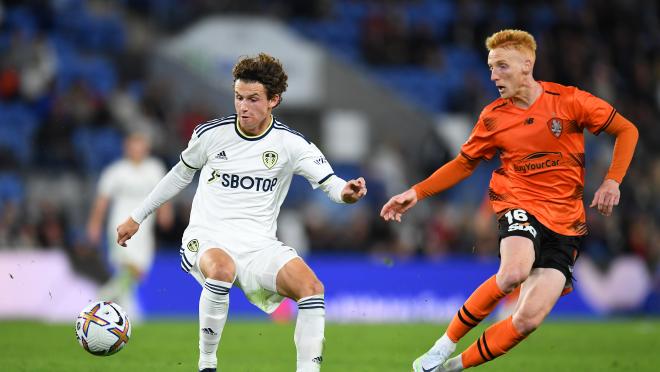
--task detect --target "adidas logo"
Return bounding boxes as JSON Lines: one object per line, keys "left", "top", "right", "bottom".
{"left": 201, "top": 327, "right": 217, "bottom": 335}
{"left": 312, "top": 356, "right": 323, "bottom": 364}
{"left": 215, "top": 151, "right": 227, "bottom": 160}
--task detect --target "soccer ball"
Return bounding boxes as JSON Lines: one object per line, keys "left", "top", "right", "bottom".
{"left": 75, "top": 301, "right": 132, "bottom": 356}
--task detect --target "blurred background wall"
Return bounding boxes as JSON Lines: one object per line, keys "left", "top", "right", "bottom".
{"left": 0, "top": 0, "right": 658, "bottom": 321}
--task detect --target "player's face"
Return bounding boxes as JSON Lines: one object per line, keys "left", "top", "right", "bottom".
{"left": 487, "top": 47, "right": 530, "bottom": 99}
{"left": 234, "top": 79, "right": 280, "bottom": 135}
{"left": 125, "top": 135, "right": 149, "bottom": 162}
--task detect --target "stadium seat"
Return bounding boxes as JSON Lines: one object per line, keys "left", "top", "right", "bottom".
{"left": 72, "top": 127, "right": 123, "bottom": 174}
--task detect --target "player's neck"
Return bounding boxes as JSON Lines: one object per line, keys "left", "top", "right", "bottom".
{"left": 128, "top": 157, "right": 144, "bottom": 165}
{"left": 511, "top": 80, "right": 542, "bottom": 109}
{"left": 238, "top": 114, "right": 273, "bottom": 137}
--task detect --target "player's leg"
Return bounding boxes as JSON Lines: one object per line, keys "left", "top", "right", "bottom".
{"left": 99, "top": 233, "right": 148, "bottom": 320}
{"left": 442, "top": 267, "right": 565, "bottom": 371}
{"left": 197, "top": 247, "right": 236, "bottom": 371}
{"left": 118, "top": 235, "right": 155, "bottom": 322}
{"left": 413, "top": 235, "right": 535, "bottom": 372}
{"left": 276, "top": 257, "right": 325, "bottom": 372}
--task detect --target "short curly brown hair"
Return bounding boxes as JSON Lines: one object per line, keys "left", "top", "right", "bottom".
{"left": 232, "top": 53, "right": 288, "bottom": 102}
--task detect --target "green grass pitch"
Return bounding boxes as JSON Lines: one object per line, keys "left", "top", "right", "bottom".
{"left": 1, "top": 319, "right": 658, "bottom": 371}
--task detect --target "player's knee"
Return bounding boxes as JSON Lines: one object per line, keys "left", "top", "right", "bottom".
{"left": 512, "top": 311, "right": 542, "bottom": 335}
{"left": 298, "top": 278, "right": 324, "bottom": 299}
{"left": 204, "top": 261, "right": 235, "bottom": 282}
{"left": 497, "top": 270, "right": 529, "bottom": 293}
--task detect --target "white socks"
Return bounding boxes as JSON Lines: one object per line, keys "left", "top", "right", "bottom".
{"left": 430, "top": 334, "right": 456, "bottom": 355}
{"left": 295, "top": 295, "right": 326, "bottom": 372}
{"left": 198, "top": 278, "right": 231, "bottom": 370}
{"left": 443, "top": 355, "right": 464, "bottom": 372}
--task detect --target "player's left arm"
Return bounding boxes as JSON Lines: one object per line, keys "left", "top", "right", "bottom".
{"left": 589, "top": 113, "right": 639, "bottom": 216}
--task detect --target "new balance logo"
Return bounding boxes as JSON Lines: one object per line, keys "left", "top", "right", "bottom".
{"left": 201, "top": 328, "right": 217, "bottom": 335}
{"left": 215, "top": 151, "right": 227, "bottom": 160}
{"left": 312, "top": 356, "right": 323, "bottom": 364}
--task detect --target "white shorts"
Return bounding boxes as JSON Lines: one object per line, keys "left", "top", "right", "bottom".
{"left": 107, "top": 227, "right": 155, "bottom": 273}
{"left": 180, "top": 236, "right": 298, "bottom": 314}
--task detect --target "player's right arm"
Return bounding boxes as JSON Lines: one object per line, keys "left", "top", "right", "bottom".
{"left": 87, "top": 195, "right": 110, "bottom": 246}
{"left": 88, "top": 164, "right": 117, "bottom": 245}
{"left": 117, "top": 130, "right": 208, "bottom": 246}
{"left": 380, "top": 154, "right": 479, "bottom": 222}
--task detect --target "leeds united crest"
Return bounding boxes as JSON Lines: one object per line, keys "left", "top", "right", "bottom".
{"left": 187, "top": 239, "right": 199, "bottom": 252}
{"left": 263, "top": 151, "right": 278, "bottom": 169}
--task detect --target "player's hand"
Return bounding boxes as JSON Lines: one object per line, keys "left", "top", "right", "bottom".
{"left": 380, "top": 188, "right": 418, "bottom": 222}
{"left": 589, "top": 178, "right": 620, "bottom": 216}
{"left": 341, "top": 177, "right": 367, "bottom": 203}
{"left": 116, "top": 217, "right": 140, "bottom": 247}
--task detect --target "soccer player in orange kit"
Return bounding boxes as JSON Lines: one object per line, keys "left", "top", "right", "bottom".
{"left": 380, "top": 29, "right": 639, "bottom": 371}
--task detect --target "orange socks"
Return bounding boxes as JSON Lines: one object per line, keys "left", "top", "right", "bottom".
{"left": 446, "top": 275, "right": 506, "bottom": 342}
{"left": 461, "top": 316, "right": 527, "bottom": 368}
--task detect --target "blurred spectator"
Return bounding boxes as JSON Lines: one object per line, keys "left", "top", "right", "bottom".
{"left": 86, "top": 132, "right": 173, "bottom": 320}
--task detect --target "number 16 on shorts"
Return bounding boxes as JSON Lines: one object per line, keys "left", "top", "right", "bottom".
{"left": 504, "top": 209, "right": 538, "bottom": 238}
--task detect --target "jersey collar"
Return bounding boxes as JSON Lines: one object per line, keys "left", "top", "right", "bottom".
{"left": 235, "top": 115, "right": 274, "bottom": 141}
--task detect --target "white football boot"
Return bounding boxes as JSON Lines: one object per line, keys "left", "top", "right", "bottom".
{"left": 412, "top": 335, "right": 456, "bottom": 372}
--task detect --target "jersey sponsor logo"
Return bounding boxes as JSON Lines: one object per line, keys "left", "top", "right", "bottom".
{"left": 508, "top": 222, "right": 538, "bottom": 238}
{"left": 262, "top": 151, "right": 278, "bottom": 169}
{"left": 207, "top": 170, "right": 278, "bottom": 192}
{"left": 215, "top": 150, "right": 227, "bottom": 160}
{"left": 547, "top": 117, "right": 563, "bottom": 138}
{"left": 313, "top": 156, "right": 327, "bottom": 165}
{"left": 187, "top": 239, "right": 199, "bottom": 252}
{"left": 512, "top": 152, "right": 562, "bottom": 174}
{"left": 503, "top": 209, "right": 538, "bottom": 238}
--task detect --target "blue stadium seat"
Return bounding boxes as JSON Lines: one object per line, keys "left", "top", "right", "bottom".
{"left": 4, "top": 6, "right": 38, "bottom": 39}
{"left": 0, "top": 172, "right": 24, "bottom": 211}
{"left": 0, "top": 103, "right": 39, "bottom": 164}
{"left": 333, "top": 0, "right": 369, "bottom": 22}
{"left": 72, "top": 127, "right": 123, "bottom": 174}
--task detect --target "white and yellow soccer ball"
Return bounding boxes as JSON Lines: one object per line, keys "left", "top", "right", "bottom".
{"left": 75, "top": 301, "right": 131, "bottom": 356}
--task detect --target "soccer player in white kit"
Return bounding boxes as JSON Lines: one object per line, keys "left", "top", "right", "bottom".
{"left": 87, "top": 133, "right": 173, "bottom": 319}
{"left": 116, "top": 53, "right": 367, "bottom": 372}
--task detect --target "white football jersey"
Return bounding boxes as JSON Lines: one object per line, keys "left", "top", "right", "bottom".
{"left": 99, "top": 157, "right": 167, "bottom": 234}
{"left": 180, "top": 114, "right": 336, "bottom": 249}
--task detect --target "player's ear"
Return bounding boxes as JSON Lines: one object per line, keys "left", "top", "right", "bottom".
{"left": 270, "top": 94, "right": 281, "bottom": 108}
{"left": 522, "top": 58, "right": 533, "bottom": 75}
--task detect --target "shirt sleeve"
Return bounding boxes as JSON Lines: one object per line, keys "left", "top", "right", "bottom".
{"left": 179, "top": 131, "right": 208, "bottom": 170}
{"left": 572, "top": 88, "right": 616, "bottom": 135}
{"left": 130, "top": 161, "right": 197, "bottom": 223}
{"left": 292, "top": 141, "right": 337, "bottom": 189}
{"left": 603, "top": 113, "right": 639, "bottom": 183}
{"left": 413, "top": 154, "right": 479, "bottom": 200}
{"left": 460, "top": 115, "right": 497, "bottom": 161}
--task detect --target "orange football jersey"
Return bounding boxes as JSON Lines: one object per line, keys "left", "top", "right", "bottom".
{"left": 461, "top": 81, "right": 616, "bottom": 236}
